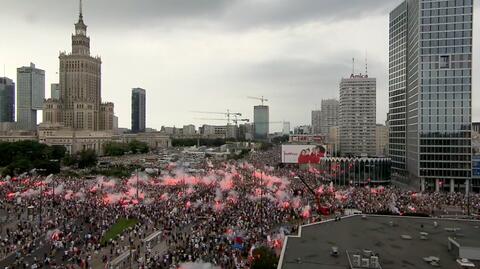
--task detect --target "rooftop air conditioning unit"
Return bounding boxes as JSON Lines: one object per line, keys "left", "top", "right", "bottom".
{"left": 361, "top": 258, "right": 370, "bottom": 268}
{"left": 363, "top": 250, "right": 373, "bottom": 258}
{"left": 370, "top": 256, "right": 380, "bottom": 268}
{"left": 353, "top": 254, "right": 361, "bottom": 267}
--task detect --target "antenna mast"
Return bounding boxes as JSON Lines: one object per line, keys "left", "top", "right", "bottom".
{"left": 79, "top": 0, "right": 83, "bottom": 18}
{"left": 365, "top": 50, "right": 368, "bottom": 76}
{"left": 352, "top": 58, "right": 355, "bottom": 76}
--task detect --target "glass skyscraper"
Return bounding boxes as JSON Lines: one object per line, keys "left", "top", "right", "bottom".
{"left": 17, "top": 63, "right": 45, "bottom": 131}
{"left": 389, "top": 0, "right": 474, "bottom": 192}
{"left": 131, "top": 88, "right": 146, "bottom": 133}
{"left": 254, "top": 105, "right": 269, "bottom": 140}
{"left": 0, "top": 77, "right": 15, "bottom": 122}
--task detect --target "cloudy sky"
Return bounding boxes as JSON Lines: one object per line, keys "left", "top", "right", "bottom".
{"left": 0, "top": 0, "right": 478, "bottom": 131}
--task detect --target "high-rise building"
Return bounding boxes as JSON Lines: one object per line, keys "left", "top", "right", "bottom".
{"left": 254, "top": 105, "right": 269, "bottom": 139}
{"left": 282, "top": 121, "right": 291, "bottom": 135}
{"left": 311, "top": 110, "right": 321, "bottom": 134}
{"left": 294, "top": 125, "right": 312, "bottom": 135}
{"left": 182, "top": 125, "right": 196, "bottom": 136}
{"left": 389, "top": 0, "right": 473, "bottom": 192}
{"left": 17, "top": 63, "right": 45, "bottom": 131}
{"left": 376, "top": 124, "right": 389, "bottom": 157}
{"left": 50, "top": 83, "right": 60, "bottom": 100}
{"left": 131, "top": 88, "right": 146, "bottom": 133}
{"left": 339, "top": 74, "right": 376, "bottom": 156}
{"left": 0, "top": 77, "right": 15, "bottom": 122}
{"left": 42, "top": 1, "right": 114, "bottom": 131}
{"left": 319, "top": 99, "right": 339, "bottom": 134}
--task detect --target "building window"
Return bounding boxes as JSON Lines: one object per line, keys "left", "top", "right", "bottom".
{"left": 439, "top": 55, "right": 450, "bottom": 69}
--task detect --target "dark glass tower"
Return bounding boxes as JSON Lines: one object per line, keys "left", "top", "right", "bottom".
{"left": 131, "top": 88, "right": 146, "bottom": 133}
{"left": 0, "top": 77, "right": 15, "bottom": 122}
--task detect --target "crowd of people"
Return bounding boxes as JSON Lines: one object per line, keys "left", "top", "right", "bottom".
{"left": 0, "top": 146, "right": 479, "bottom": 268}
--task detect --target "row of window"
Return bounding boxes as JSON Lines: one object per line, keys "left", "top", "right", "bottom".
{"left": 421, "top": 14, "right": 472, "bottom": 24}
{"left": 421, "top": 61, "right": 471, "bottom": 70}
{"left": 421, "top": 38, "right": 472, "bottom": 48}
{"left": 420, "top": 139, "right": 471, "bottom": 146}
{"left": 420, "top": 169, "right": 470, "bottom": 178}
{"left": 421, "top": 84, "right": 471, "bottom": 93}
{"left": 421, "top": 45, "right": 471, "bottom": 55}
{"left": 421, "top": 22, "right": 472, "bottom": 32}
{"left": 419, "top": 131, "right": 471, "bottom": 138}
{"left": 421, "top": 6, "right": 473, "bottom": 17}
{"left": 421, "top": 30, "right": 472, "bottom": 40}
{"left": 420, "top": 162, "right": 470, "bottom": 169}
{"left": 420, "top": 92, "right": 470, "bottom": 100}
{"left": 421, "top": 77, "right": 471, "bottom": 84}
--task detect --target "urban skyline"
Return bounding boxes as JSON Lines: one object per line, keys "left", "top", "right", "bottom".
{"left": 0, "top": 2, "right": 479, "bottom": 268}
{"left": 1, "top": 0, "right": 478, "bottom": 131}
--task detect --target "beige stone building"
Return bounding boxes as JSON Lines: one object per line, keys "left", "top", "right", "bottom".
{"left": 42, "top": 5, "right": 114, "bottom": 132}
{"left": 375, "top": 124, "right": 388, "bottom": 157}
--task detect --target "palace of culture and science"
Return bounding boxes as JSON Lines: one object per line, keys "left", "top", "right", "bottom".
{"left": 43, "top": 3, "right": 114, "bottom": 131}
{"left": 23, "top": 2, "right": 170, "bottom": 153}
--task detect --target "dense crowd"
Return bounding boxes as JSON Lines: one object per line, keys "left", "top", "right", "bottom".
{"left": 0, "top": 147, "right": 479, "bottom": 268}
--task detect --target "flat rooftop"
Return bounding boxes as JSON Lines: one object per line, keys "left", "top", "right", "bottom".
{"left": 279, "top": 215, "right": 480, "bottom": 269}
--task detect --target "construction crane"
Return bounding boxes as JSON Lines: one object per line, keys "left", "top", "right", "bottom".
{"left": 247, "top": 96, "right": 268, "bottom": 106}
{"left": 194, "top": 118, "right": 250, "bottom": 126}
{"left": 191, "top": 110, "right": 242, "bottom": 125}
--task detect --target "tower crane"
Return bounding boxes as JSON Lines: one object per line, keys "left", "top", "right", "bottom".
{"left": 191, "top": 110, "right": 242, "bottom": 125}
{"left": 247, "top": 96, "right": 268, "bottom": 106}
{"left": 194, "top": 118, "right": 250, "bottom": 126}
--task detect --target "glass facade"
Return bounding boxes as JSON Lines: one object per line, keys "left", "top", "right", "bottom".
{"left": 131, "top": 88, "right": 146, "bottom": 133}
{"left": 17, "top": 63, "right": 45, "bottom": 131}
{"left": 0, "top": 77, "right": 15, "bottom": 122}
{"left": 254, "top": 105, "right": 269, "bottom": 139}
{"left": 308, "top": 157, "right": 392, "bottom": 186}
{"left": 389, "top": 0, "right": 473, "bottom": 189}
{"left": 389, "top": 2, "right": 408, "bottom": 175}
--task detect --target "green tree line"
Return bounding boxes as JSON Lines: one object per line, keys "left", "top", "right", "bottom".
{"left": 103, "top": 140, "right": 149, "bottom": 156}
{"left": 0, "top": 140, "right": 66, "bottom": 176}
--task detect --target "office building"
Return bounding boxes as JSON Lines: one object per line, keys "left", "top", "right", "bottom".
{"left": 17, "top": 63, "right": 45, "bottom": 131}
{"left": 319, "top": 99, "right": 339, "bottom": 134}
{"left": 339, "top": 74, "right": 376, "bottom": 156}
{"left": 376, "top": 124, "right": 389, "bottom": 157}
{"left": 311, "top": 110, "right": 321, "bottom": 134}
{"left": 253, "top": 105, "right": 269, "bottom": 139}
{"left": 328, "top": 126, "right": 340, "bottom": 156}
{"left": 389, "top": 0, "right": 473, "bottom": 192}
{"left": 282, "top": 121, "right": 291, "bottom": 135}
{"left": 50, "top": 83, "right": 60, "bottom": 100}
{"left": 200, "top": 124, "right": 238, "bottom": 139}
{"left": 0, "top": 77, "right": 15, "bottom": 122}
{"left": 182, "top": 125, "right": 196, "bottom": 136}
{"left": 131, "top": 88, "right": 146, "bottom": 133}
{"left": 42, "top": 3, "right": 114, "bottom": 131}
{"left": 294, "top": 125, "right": 312, "bottom": 135}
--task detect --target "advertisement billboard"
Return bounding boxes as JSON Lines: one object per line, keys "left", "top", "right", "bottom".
{"left": 281, "top": 144, "right": 327, "bottom": 164}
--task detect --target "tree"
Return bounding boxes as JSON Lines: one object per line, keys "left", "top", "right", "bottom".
{"left": 251, "top": 246, "right": 278, "bottom": 269}
{"left": 272, "top": 135, "right": 289, "bottom": 144}
{"left": 128, "top": 140, "right": 149, "bottom": 154}
{"left": 104, "top": 142, "right": 128, "bottom": 156}
{"left": 0, "top": 141, "right": 67, "bottom": 176}
{"left": 51, "top": 145, "right": 67, "bottom": 160}
{"left": 78, "top": 149, "right": 97, "bottom": 168}
{"left": 63, "top": 154, "right": 78, "bottom": 167}
{"left": 259, "top": 142, "right": 273, "bottom": 151}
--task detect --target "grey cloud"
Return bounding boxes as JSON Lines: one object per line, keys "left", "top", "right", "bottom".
{"left": 5, "top": 0, "right": 399, "bottom": 30}
{"left": 245, "top": 57, "right": 354, "bottom": 94}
